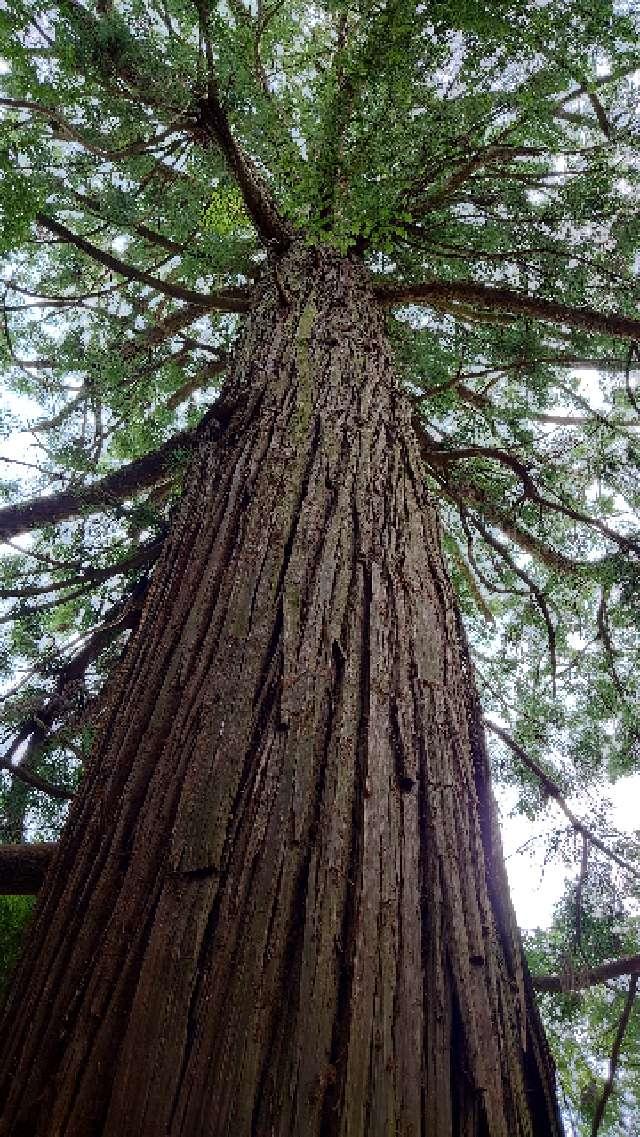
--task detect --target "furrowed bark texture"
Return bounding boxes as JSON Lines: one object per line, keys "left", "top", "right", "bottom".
{"left": 0, "top": 248, "right": 562, "bottom": 1137}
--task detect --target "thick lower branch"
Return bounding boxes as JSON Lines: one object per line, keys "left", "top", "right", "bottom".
{"left": 0, "top": 843, "right": 55, "bottom": 895}
{"left": 376, "top": 277, "right": 640, "bottom": 342}
{"left": 532, "top": 955, "right": 640, "bottom": 993}
{"left": 0, "top": 416, "right": 211, "bottom": 541}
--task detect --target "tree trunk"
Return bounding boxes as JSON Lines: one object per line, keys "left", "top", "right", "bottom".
{"left": 0, "top": 247, "right": 563, "bottom": 1137}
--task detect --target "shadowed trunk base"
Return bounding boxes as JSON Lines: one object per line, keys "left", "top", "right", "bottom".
{"left": 0, "top": 248, "right": 563, "bottom": 1137}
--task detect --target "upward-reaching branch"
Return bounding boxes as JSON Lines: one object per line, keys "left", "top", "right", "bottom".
{"left": 591, "top": 975, "right": 638, "bottom": 1137}
{"left": 195, "top": 94, "right": 291, "bottom": 244}
{"left": 192, "top": 0, "right": 291, "bottom": 244}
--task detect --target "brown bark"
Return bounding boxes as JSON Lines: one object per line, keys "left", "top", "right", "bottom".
{"left": 0, "top": 248, "right": 562, "bottom": 1137}
{"left": 0, "top": 843, "right": 55, "bottom": 894}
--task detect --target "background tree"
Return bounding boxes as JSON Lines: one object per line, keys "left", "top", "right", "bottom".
{"left": 0, "top": 0, "right": 639, "bottom": 1134}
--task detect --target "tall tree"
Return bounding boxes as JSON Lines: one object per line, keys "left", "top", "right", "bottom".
{"left": 0, "top": 1, "right": 639, "bottom": 1134}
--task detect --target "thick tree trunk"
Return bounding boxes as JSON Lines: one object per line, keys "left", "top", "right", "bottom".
{"left": 0, "top": 248, "right": 563, "bottom": 1137}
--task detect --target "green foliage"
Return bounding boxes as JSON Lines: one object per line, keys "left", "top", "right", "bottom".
{"left": 0, "top": 896, "right": 34, "bottom": 997}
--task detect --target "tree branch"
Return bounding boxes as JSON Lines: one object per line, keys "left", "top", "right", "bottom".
{"left": 0, "top": 97, "right": 180, "bottom": 161}
{"left": 591, "top": 975, "right": 637, "bottom": 1137}
{"left": 0, "top": 757, "right": 74, "bottom": 801}
{"left": 0, "top": 391, "right": 245, "bottom": 540}
{"left": 485, "top": 719, "right": 640, "bottom": 879}
{"left": 196, "top": 94, "right": 291, "bottom": 244}
{"left": 0, "top": 423, "right": 199, "bottom": 541}
{"left": 35, "top": 214, "right": 253, "bottom": 311}
{"left": 425, "top": 437, "right": 640, "bottom": 559}
{"left": 0, "top": 842, "right": 56, "bottom": 894}
{"left": 532, "top": 956, "right": 640, "bottom": 994}
{"left": 376, "top": 278, "right": 640, "bottom": 343}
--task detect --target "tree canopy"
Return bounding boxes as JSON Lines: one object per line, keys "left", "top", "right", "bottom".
{"left": 1, "top": 1, "right": 639, "bottom": 1132}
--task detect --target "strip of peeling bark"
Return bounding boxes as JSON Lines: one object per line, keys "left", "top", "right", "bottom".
{"left": 375, "top": 277, "right": 640, "bottom": 341}
{"left": 0, "top": 843, "right": 55, "bottom": 894}
{"left": 532, "top": 956, "right": 640, "bottom": 993}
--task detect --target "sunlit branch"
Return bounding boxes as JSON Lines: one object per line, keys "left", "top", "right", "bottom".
{"left": 191, "top": 0, "right": 289, "bottom": 243}
{"left": 195, "top": 93, "right": 291, "bottom": 244}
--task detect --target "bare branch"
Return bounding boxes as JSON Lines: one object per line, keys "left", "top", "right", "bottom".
{"left": 533, "top": 956, "right": 640, "bottom": 993}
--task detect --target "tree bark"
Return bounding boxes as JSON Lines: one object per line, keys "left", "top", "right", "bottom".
{"left": 0, "top": 247, "right": 563, "bottom": 1137}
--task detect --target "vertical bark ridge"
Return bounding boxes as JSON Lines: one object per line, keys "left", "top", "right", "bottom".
{"left": 0, "top": 247, "right": 562, "bottom": 1137}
